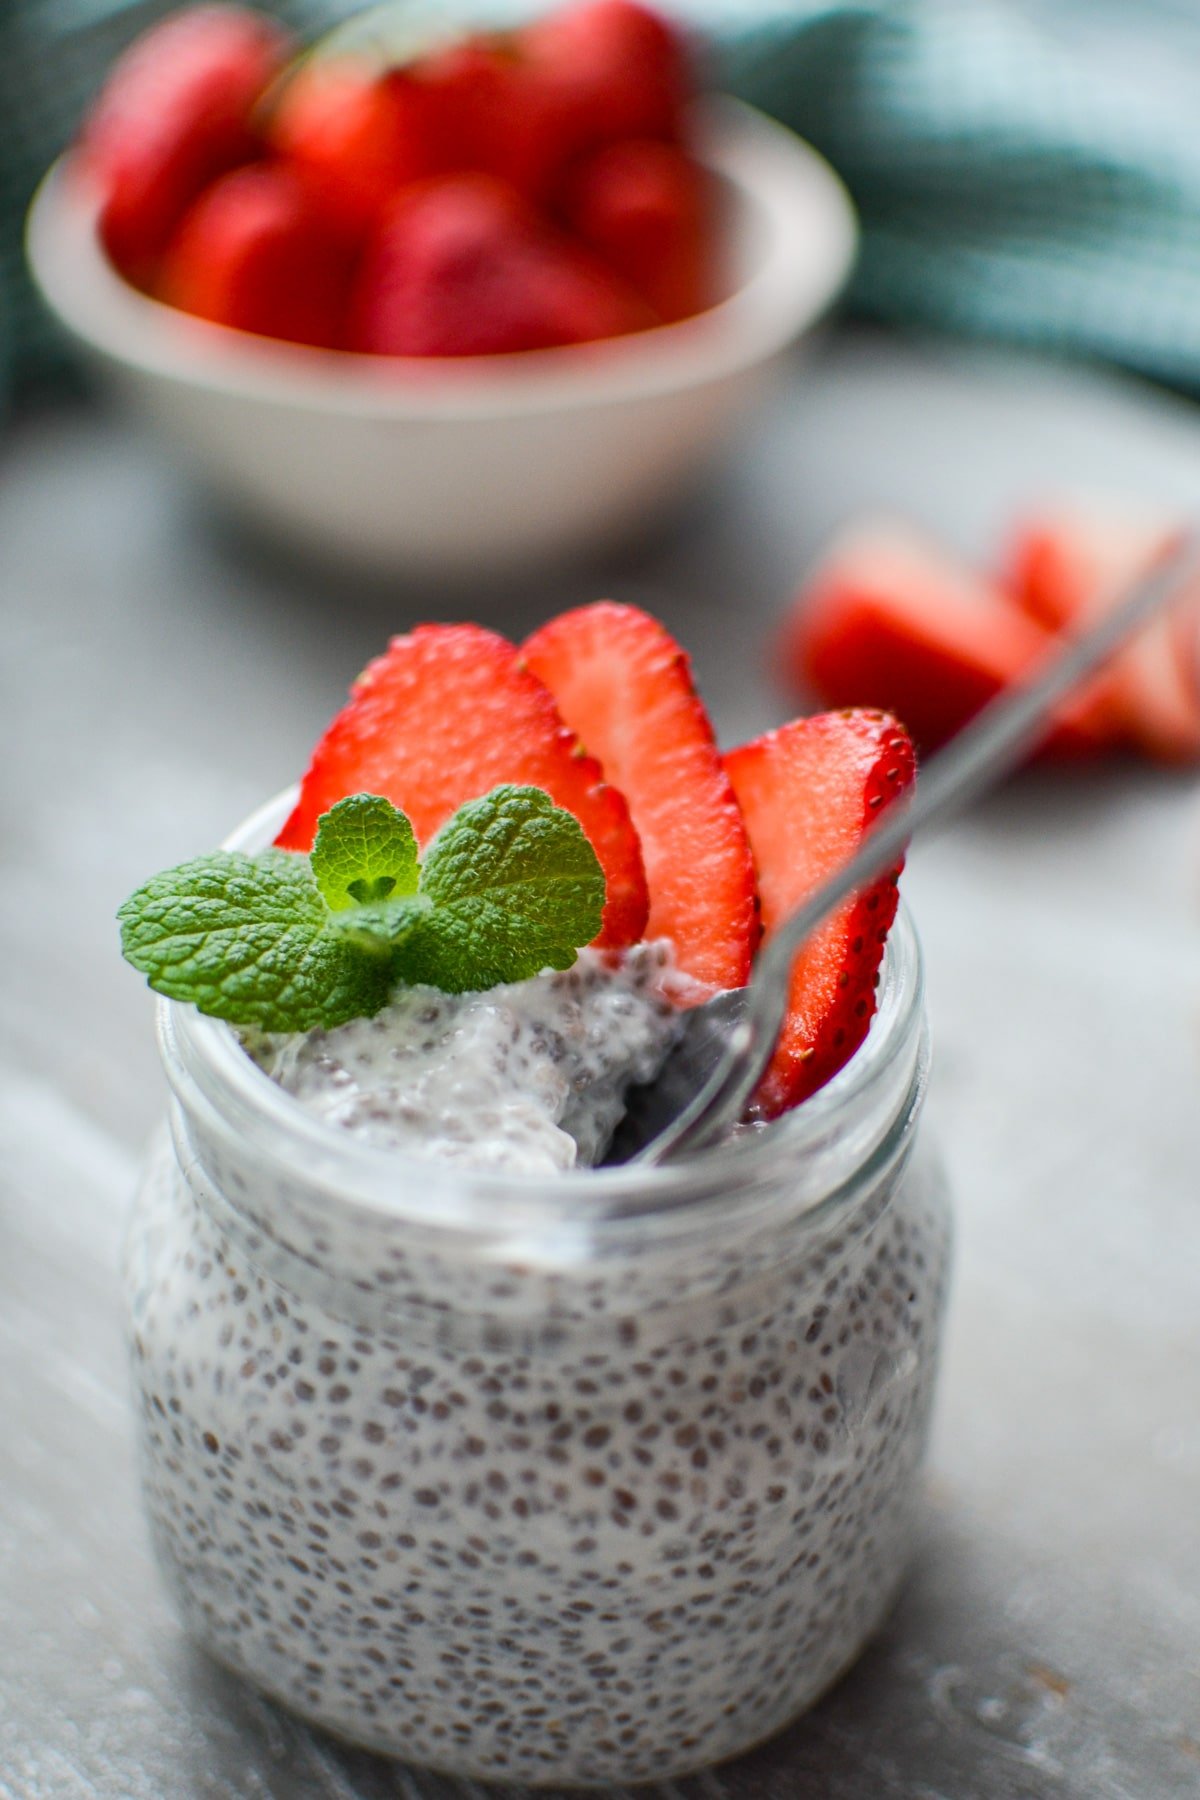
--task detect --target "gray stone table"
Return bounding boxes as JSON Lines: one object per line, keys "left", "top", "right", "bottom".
{"left": 2, "top": 329, "right": 1198, "bottom": 1800}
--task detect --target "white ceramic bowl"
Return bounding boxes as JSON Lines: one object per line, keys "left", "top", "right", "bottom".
{"left": 27, "top": 100, "right": 856, "bottom": 578}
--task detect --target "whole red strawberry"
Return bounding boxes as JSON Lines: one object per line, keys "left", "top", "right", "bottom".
{"left": 160, "top": 164, "right": 355, "bottom": 348}
{"left": 520, "top": 0, "right": 690, "bottom": 180}
{"left": 521, "top": 0, "right": 690, "bottom": 141}
{"left": 268, "top": 58, "right": 442, "bottom": 238}
{"left": 725, "top": 711, "right": 916, "bottom": 1115}
{"left": 79, "top": 3, "right": 288, "bottom": 286}
{"left": 349, "top": 174, "right": 655, "bottom": 356}
{"left": 561, "top": 137, "right": 713, "bottom": 321}
{"left": 404, "top": 41, "right": 535, "bottom": 194}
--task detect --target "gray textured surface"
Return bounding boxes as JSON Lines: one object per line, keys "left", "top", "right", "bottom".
{"left": 2, "top": 329, "right": 1199, "bottom": 1798}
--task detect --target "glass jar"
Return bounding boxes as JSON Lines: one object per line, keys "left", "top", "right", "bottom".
{"left": 122, "top": 800, "right": 951, "bottom": 1789}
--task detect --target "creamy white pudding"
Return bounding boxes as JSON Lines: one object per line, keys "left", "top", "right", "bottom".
{"left": 243, "top": 943, "right": 683, "bottom": 1173}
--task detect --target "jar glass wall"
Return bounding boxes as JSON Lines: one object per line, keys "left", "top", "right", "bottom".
{"left": 122, "top": 802, "right": 951, "bottom": 1789}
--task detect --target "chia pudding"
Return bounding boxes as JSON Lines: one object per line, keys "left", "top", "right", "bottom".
{"left": 243, "top": 942, "right": 687, "bottom": 1174}
{"left": 123, "top": 889, "right": 951, "bottom": 1786}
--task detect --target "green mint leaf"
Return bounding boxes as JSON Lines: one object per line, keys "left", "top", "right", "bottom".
{"left": 399, "top": 784, "right": 605, "bottom": 993}
{"left": 117, "top": 786, "right": 605, "bottom": 1031}
{"left": 117, "top": 850, "right": 395, "bottom": 1032}
{"left": 310, "top": 794, "right": 419, "bottom": 912}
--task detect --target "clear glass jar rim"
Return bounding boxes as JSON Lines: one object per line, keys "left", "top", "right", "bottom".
{"left": 162, "top": 787, "right": 926, "bottom": 1235}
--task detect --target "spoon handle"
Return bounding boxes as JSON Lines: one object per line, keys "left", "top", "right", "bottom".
{"left": 643, "top": 532, "right": 1195, "bottom": 1164}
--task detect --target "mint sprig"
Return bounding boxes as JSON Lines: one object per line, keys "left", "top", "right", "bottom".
{"left": 117, "top": 786, "right": 605, "bottom": 1032}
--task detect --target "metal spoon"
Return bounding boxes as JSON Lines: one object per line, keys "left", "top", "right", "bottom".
{"left": 604, "top": 535, "right": 1193, "bottom": 1167}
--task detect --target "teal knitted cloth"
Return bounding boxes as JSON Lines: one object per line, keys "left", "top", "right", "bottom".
{"left": 8, "top": 0, "right": 1200, "bottom": 398}
{"left": 716, "top": 0, "right": 1200, "bottom": 385}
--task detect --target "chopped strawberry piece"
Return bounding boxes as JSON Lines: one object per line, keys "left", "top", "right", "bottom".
{"left": 1005, "top": 507, "right": 1200, "bottom": 764}
{"left": 724, "top": 711, "right": 915, "bottom": 1116}
{"left": 160, "top": 164, "right": 354, "bottom": 347}
{"left": 349, "top": 174, "right": 655, "bottom": 355}
{"left": 560, "top": 138, "right": 713, "bottom": 321}
{"left": 78, "top": 4, "right": 289, "bottom": 286}
{"left": 783, "top": 522, "right": 1116, "bottom": 758}
{"left": 519, "top": 0, "right": 690, "bottom": 184}
{"left": 267, "top": 58, "right": 441, "bottom": 237}
{"left": 276, "top": 623, "right": 649, "bottom": 949}
{"left": 522, "top": 602, "right": 758, "bottom": 991}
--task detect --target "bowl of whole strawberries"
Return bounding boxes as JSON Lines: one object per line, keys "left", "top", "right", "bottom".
{"left": 26, "top": 0, "right": 856, "bottom": 577}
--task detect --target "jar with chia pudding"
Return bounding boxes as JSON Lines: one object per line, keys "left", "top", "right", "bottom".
{"left": 122, "top": 785, "right": 951, "bottom": 1787}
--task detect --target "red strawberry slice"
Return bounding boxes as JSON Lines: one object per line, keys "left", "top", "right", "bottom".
{"left": 724, "top": 711, "right": 914, "bottom": 1116}
{"left": 560, "top": 138, "right": 714, "bottom": 322}
{"left": 78, "top": 3, "right": 289, "bottom": 286}
{"left": 522, "top": 602, "right": 758, "bottom": 991}
{"left": 268, "top": 58, "right": 441, "bottom": 237}
{"left": 276, "top": 624, "right": 649, "bottom": 949}
{"left": 782, "top": 521, "right": 1116, "bottom": 758}
{"left": 1005, "top": 506, "right": 1200, "bottom": 764}
{"left": 349, "top": 174, "right": 655, "bottom": 356}
{"left": 160, "top": 164, "right": 354, "bottom": 347}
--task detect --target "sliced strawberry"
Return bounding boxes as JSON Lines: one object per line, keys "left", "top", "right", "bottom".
{"left": 267, "top": 57, "right": 441, "bottom": 237}
{"left": 1005, "top": 507, "right": 1200, "bottom": 764}
{"left": 276, "top": 624, "right": 648, "bottom": 948}
{"left": 522, "top": 602, "right": 758, "bottom": 991}
{"left": 560, "top": 138, "right": 714, "bottom": 322}
{"left": 78, "top": 4, "right": 289, "bottom": 287}
{"left": 724, "top": 711, "right": 915, "bottom": 1116}
{"left": 160, "top": 164, "right": 355, "bottom": 347}
{"left": 349, "top": 174, "right": 655, "bottom": 356}
{"left": 783, "top": 521, "right": 1116, "bottom": 758}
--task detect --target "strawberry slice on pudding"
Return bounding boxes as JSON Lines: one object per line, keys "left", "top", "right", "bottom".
{"left": 276, "top": 622, "right": 649, "bottom": 949}
{"left": 725, "top": 709, "right": 915, "bottom": 1115}
{"left": 523, "top": 601, "right": 759, "bottom": 991}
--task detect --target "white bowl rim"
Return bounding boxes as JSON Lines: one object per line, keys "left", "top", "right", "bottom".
{"left": 26, "top": 97, "right": 856, "bottom": 422}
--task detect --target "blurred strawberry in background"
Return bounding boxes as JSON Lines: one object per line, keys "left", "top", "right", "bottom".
{"left": 782, "top": 508, "right": 1200, "bottom": 766}
{"left": 75, "top": 0, "right": 714, "bottom": 355}
{"left": 267, "top": 58, "right": 444, "bottom": 238}
{"left": 78, "top": 4, "right": 289, "bottom": 287}
{"left": 349, "top": 174, "right": 654, "bottom": 356}
{"left": 1004, "top": 507, "right": 1200, "bottom": 764}
{"left": 160, "top": 162, "right": 355, "bottom": 346}
{"left": 560, "top": 138, "right": 712, "bottom": 322}
{"left": 519, "top": 0, "right": 689, "bottom": 166}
